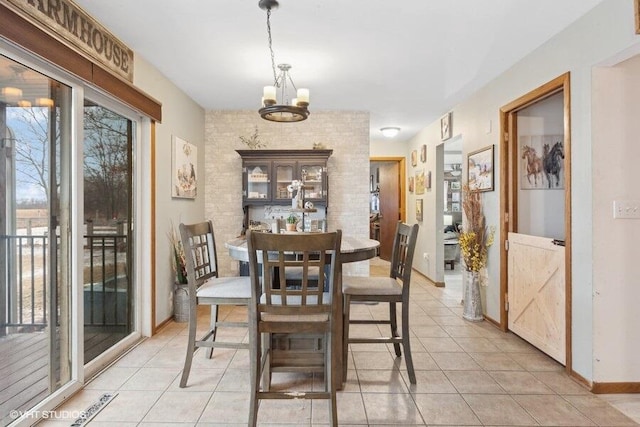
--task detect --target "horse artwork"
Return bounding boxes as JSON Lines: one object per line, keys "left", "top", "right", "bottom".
{"left": 521, "top": 145, "right": 544, "bottom": 188}
{"left": 543, "top": 141, "right": 565, "bottom": 189}
{"left": 520, "top": 135, "right": 564, "bottom": 189}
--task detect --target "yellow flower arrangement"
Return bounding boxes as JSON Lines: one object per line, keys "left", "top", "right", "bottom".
{"left": 458, "top": 184, "right": 495, "bottom": 272}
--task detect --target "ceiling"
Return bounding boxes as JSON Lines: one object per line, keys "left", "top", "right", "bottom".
{"left": 73, "top": 0, "right": 604, "bottom": 142}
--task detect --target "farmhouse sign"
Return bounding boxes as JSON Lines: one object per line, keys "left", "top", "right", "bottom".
{"left": 2, "top": 0, "right": 134, "bottom": 82}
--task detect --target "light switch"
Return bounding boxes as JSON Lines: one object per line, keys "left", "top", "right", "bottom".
{"left": 613, "top": 200, "right": 640, "bottom": 219}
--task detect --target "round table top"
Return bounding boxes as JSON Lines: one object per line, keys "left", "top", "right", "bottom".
{"left": 225, "top": 234, "right": 380, "bottom": 264}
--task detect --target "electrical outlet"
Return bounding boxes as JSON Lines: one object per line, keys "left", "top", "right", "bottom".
{"left": 613, "top": 200, "right": 640, "bottom": 219}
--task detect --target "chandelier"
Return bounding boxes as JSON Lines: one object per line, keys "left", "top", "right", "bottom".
{"left": 258, "top": 0, "right": 310, "bottom": 122}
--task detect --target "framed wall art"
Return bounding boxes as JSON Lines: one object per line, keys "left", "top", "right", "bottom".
{"left": 440, "top": 112, "right": 452, "bottom": 141}
{"left": 519, "top": 135, "right": 564, "bottom": 190}
{"left": 467, "top": 145, "right": 494, "bottom": 192}
{"left": 416, "top": 199, "right": 423, "bottom": 222}
{"left": 172, "top": 136, "right": 198, "bottom": 198}
{"left": 408, "top": 176, "right": 414, "bottom": 193}
{"left": 411, "top": 150, "right": 417, "bottom": 167}
{"left": 415, "top": 169, "right": 425, "bottom": 195}
{"left": 420, "top": 144, "right": 427, "bottom": 163}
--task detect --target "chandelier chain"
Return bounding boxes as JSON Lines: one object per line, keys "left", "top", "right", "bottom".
{"left": 266, "top": 8, "right": 278, "bottom": 86}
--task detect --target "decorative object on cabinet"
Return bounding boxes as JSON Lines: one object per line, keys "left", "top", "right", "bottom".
{"left": 239, "top": 125, "right": 267, "bottom": 149}
{"left": 286, "top": 213, "right": 298, "bottom": 231}
{"left": 415, "top": 169, "right": 425, "bottom": 195}
{"left": 258, "top": 1, "right": 310, "bottom": 123}
{"left": 467, "top": 144, "right": 494, "bottom": 192}
{"left": 416, "top": 199, "right": 423, "bottom": 221}
{"left": 411, "top": 150, "right": 417, "bottom": 167}
{"left": 420, "top": 144, "right": 427, "bottom": 163}
{"left": 441, "top": 112, "right": 452, "bottom": 141}
{"left": 172, "top": 136, "right": 197, "bottom": 199}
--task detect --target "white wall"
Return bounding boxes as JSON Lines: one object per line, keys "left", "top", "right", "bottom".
{"left": 413, "top": 0, "right": 640, "bottom": 382}
{"left": 592, "top": 54, "right": 640, "bottom": 382}
{"left": 133, "top": 56, "right": 206, "bottom": 327}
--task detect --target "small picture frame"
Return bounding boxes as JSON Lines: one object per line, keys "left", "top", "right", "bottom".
{"left": 468, "top": 144, "right": 494, "bottom": 192}
{"left": 426, "top": 171, "right": 432, "bottom": 189}
{"left": 420, "top": 144, "right": 427, "bottom": 163}
{"left": 411, "top": 150, "right": 417, "bottom": 167}
{"left": 416, "top": 199, "right": 423, "bottom": 222}
{"left": 408, "top": 176, "right": 414, "bottom": 193}
{"left": 172, "top": 136, "right": 197, "bottom": 199}
{"left": 440, "top": 112, "right": 452, "bottom": 141}
{"left": 450, "top": 181, "right": 461, "bottom": 190}
{"left": 451, "top": 202, "right": 461, "bottom": 212}
{"left": 415, "top": 170, "right": 425, "bottom": 195}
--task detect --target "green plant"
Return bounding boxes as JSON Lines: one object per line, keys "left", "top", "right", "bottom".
{"left": 286, "top": 213, "right": 298, "bottom": 224}
{"left": 168, "top": 221, "right": 187, "bottom": 284}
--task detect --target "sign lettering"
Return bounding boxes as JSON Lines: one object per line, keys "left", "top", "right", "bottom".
{"left": 3, "top": 0, "right": 133, "bottom": 82}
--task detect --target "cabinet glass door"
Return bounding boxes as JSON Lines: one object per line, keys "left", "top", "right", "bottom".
{"left": 246, "top": 162, "right": 270, "bottom": 201}
{"left": 300, "top": 163, "right": 325, "bottom": 200}
{"left": 274, "top": 163, "right": 294, "bottom": 201}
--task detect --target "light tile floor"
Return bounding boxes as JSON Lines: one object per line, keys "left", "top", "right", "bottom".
{"left": 39, "top": 259, "right": 640, "bottom": 426}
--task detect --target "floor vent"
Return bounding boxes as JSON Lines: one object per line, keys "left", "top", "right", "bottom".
{"left": 70, "top": 392, "right": 117, "bottom": 426}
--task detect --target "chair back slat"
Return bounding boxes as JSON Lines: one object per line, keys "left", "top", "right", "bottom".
{"left": 389, "top": 222, "right": 419, "bottom": 294}
{"left": 247, "top": 231, "right": 341, "bottom": 318}
{"left": 180, "top": 221, "right": 219, "bottom": 294}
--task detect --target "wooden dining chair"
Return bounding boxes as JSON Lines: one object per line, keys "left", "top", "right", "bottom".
{"left": 342, "top": 222, "right": 419, "bottom": 384}
{"left": 178, "top": 220, "right": 252, "bottom": 388}
{"left": 246, "top": 230, "right": 342, "bottom": 427}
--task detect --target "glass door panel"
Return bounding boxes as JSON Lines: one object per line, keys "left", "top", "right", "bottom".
{"left": 245, "top": 161, "right": 270, "bottom": 201}
{"left": 0, "top": 55, "right": 72, "bottom": 424}
{"left": 274, "top": 162, "right": 294, "bottom": 201}
{"left": 83, "top": 100, "right": 134, "bottom": 363}
{"left": 300, "top": 163, "right": 324, "bottom": 200}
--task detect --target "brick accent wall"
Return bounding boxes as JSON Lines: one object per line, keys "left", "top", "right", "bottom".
{"left": 204, "top": 110, "right": 370, "bottom": 277}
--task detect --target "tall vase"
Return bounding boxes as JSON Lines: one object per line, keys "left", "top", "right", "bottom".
{"left": 463, "top": 270, "right": 483, "bottom": 322}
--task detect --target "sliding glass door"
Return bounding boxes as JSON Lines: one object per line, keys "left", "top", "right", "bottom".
{"left": 0, "top": 54, "right": 73, "bottom": 424}
{"left": 82, "top": 99, "right": 135, "bottom": 364}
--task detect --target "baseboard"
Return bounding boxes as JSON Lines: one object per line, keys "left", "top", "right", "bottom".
{"left": 413, "top": 268, "right": 444, "bottom": 287}
{"left": 153, "top": 316, "right": 173, "bottom": 335}
{"left": 569, "top": 370, "right": 591, "bottom": 389}
{"left": 591, "top": 382, "right": 640, "bottom": 394}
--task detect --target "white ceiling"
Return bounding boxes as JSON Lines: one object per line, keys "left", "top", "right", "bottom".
{"left": 73, "top": 0, "right": 604, "bottom": 142}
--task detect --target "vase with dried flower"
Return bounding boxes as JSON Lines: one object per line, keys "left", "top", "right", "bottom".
{"left": 168, "top": 222, "right": 189, "bottom": 322}
{"left": 459, "top": 184, "right": 495, "bottom": 321}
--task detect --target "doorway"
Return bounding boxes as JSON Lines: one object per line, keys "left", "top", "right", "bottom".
{"left": 370, "top": 157, "right": 406, "bottom": 261}
{"left": 442, "top": 138, "right": 463, "bottom": 294}
{"left": 500, "top": 73, "right": 572, "bottom": 369}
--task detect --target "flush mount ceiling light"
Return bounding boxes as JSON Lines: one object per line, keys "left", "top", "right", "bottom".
{"left": 258, "top": 0, "right": 309, "bottom": 123}
{"left": 380, "top": 127, "right": 400, "bottom": 138}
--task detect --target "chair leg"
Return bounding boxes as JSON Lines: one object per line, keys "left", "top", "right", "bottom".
{"left": 401, "top": 303, "right": 416, "bottom": 384}
{"left": 342, "top": 295, "right": 352, "bottom": 381}
{"left": 389, "top": 302, "right": 401, "bottom": 357}
{"left": 327, "top": 337, "right": 338, "bottom": 427}
{"left": 248, "top": 326, "right": 261, "bottom": 427}
{"left": 206, "top": 304, "right": 219, "bottom": 359}
{"left": 179, "top": 304, "right": 198, "bottom": 388}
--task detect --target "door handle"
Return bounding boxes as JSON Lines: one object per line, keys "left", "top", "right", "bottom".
{"left": 552, "top": 239, "right": 565, "bottom": 247}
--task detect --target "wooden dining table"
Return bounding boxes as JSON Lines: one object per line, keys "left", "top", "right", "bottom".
{"left": 225, "top": 234, "right": 380, "bottom": 390}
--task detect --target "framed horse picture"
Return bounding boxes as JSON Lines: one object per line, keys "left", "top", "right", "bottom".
{"left": 519, "top": 135, "right": 564, "bottom": 190}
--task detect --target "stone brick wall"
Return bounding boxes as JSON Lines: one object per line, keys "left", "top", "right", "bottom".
{"left": 204, "top": 110, "right": 371, "bottom": 277}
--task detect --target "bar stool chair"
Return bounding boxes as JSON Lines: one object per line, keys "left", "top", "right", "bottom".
{"left": 178, "top": 220, "right": 252, "bottom": 388}
{"left": 246, "top": 230, "right": 342, "bottom": 427}
{"left": 342, "top": 222, "right": 419, "bottom": 384}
